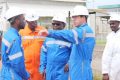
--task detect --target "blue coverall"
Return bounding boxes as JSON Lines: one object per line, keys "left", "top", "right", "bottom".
{"left": 40, "top": 38, "right": 71, "bottom": 80}
{"left": 0, "top": 27, "right": 29, "bottom": 80}
{"left": 46, "top": 24, "right": 95, "bottom": 80}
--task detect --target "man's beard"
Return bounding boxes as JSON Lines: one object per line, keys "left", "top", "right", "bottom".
{"left": 18, "top": 23, "right": 25, "bottom": 29}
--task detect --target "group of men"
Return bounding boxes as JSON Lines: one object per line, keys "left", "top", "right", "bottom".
{"left": 0, "top": 4, "right": 119, "bottom": 80}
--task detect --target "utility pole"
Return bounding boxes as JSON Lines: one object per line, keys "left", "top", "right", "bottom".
{"left": 68, "top": 11, "right": 71, "bottom": 29}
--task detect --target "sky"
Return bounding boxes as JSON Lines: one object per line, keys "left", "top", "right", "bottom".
{"left": 86, "top": 0, "right": 120, "bottom": 9}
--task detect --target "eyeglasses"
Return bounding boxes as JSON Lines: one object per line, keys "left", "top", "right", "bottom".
{"left": 52, "top": 23, "right": 61, "bottom": 26}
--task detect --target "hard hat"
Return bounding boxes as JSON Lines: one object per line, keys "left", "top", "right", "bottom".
{"left": 109, "top": 13, "right": 120, "bottom": 22}
{"left": 72, "top": 5, "right": 89, "bottom": 17}
{"left": 52, "top": 14, "right": 66, "bottom": 24}
{"left": 25, "top": 13, "right": 39, "bottom": 21}
{"left": 4, "top": 7, "right": 25, "bottom": 20}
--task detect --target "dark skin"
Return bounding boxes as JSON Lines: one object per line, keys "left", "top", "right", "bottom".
{"left": 52, "top": 20, "right": 65, "bottom": 30}
{"left": 41, "top": 20, "right": 69, "bottom": 79}
{"left": 0, "top": 54, "right": 1, "bottom": 60}
{"left": 103, "top": 74, "right": 109, "bottom": 80}
{"left": 52, "top": 20, "right": 69, "bottom": 72}
{"left": 102, "top": 20, "right": 120, "bottom": 80}
{"left": 27, "top": 20, "right": 37, "bottom": 32}
{"left": 11, "top": 14, "right": 26, "bottom": 31}
{"left": 109, "top": 21, "right": 120, "bottom": 33}
{"left": 9, "top": 15, "right": 31, "bottom": 80}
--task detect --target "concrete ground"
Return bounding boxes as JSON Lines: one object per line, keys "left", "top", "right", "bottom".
{"left": 92, "top": 45, "right": 105, "bottom": 79}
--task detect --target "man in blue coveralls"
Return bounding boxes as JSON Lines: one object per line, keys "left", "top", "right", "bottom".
{"left": 0, "top": 7, "right": 31, "bottom": 80}
{"left": 39, "top": 5, "right": 95, "bottom": 80}
{"left": 39, "top": 14, "right": 71, "bottom": 80}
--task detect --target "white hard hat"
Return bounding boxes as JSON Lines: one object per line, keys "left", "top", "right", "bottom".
{"left": 4, "top": 7, "right": 25, "bottom": 20}
{"left": 52, "top": 14, "right": 66, "bottom": 24}
{"left": 25, "top": 13, "right": 39, "bottom": 21}
{"left": 109, "top": 13, "right": 120, "bottom": 22}
{"left": 72, "top": 5, "right": 89, "bottom": 17}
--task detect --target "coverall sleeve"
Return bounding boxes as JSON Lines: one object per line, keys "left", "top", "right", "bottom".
{"left": 9, "top": 39, "right": 29, "bottom": 80}
{"left": 39, "top": 41, "right": 47, "bottom": 73}
{"left": 102, "top": 37, "right": 113, "bottom": 74}
{"left": 48, "top": 29, "right": 83, "bottom": 44}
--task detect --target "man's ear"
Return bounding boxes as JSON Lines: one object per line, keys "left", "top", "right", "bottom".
{"left": 15, "top": 19, "right": 20, "bottom": 25}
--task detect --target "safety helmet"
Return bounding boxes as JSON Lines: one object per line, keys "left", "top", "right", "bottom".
{"left": 109, "top": 13, "right": 120, "bottom": 22}
{"left": 72, "top": 5, "right": 89, "bottom": 17}
{"left": 52, "top": 14, "right": 66, "bottom": 24}
{"left": 25, "top": 13, "right": 39, "bottom": 21}
{"left": 4, "top": 7, "right": 25, "bottom": 20}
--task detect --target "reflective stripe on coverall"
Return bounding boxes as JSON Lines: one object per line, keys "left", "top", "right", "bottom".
{"left": 40, "top": 38, "right": 71, "bottom": 80}
{"left": 0, "top": 27, "right": 29, "bottom": 80}
{"left": 47, "top": 23, "right": 95, "bottom": 80}
{"left": 20, "top": 25, "right": 46, "bottom": 80}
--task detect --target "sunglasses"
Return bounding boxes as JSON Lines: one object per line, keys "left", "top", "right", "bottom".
{"left": 52, "top": 23, "right": 61, "bottom": 26}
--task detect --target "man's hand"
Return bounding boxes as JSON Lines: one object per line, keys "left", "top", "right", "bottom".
{"left": 43, "top": 71, "right": 46, "bottom": 80}
{"left": 39, "top": 30, "right": 49, "bottom": 37}
{"left": 64, "top": 64, "right": 69, "bottom": 72}
{"left": 40, "top": 70, "right": 46, "bottom": 80}
{"left": 103, "top": 74, "right": 109, "bottom": 80}
{"left": 0, "top": 54, "right": 1, "bottom": 61}
{"left": 28, "top": 77, "right": 32, "bottom": 80}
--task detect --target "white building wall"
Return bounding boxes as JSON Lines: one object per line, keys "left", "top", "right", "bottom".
{"left": 0, "top": 0, "right": 85, "bottom": 31}
{"left": 7, "top": 0, "right": 85, "bottom": 16}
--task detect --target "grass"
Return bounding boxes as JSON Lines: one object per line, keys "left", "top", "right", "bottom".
{"left": 93, "top": 73, "right": 102, "bottom": 80}
{"left": 96, "top": 39, "right": 106, "bottom": 46}
{"left": 93, "top": 75, "right": 102, "bottom": 80}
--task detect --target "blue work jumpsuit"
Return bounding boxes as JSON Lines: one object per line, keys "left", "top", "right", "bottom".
{"left": 0, "top": 27, "right": 29, "bottom": 80}
{"left": 40, "top": 38, "right": 71, "bottom": 80}
{"left": 46, "top": 24, "right": 95, "bottom": 80}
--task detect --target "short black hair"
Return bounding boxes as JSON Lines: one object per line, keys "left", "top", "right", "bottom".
{"left": 79, "top": 15, "right": 88, "bottom": 22}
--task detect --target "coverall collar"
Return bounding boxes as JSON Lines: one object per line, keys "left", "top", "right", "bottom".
{"left": 24, "top": 24, "right": 40, "bottom": 35}
{"left": 112, "top": 29, "right": 120, "bottom": 34}
{"left": 24, "top": 25, "right": 33, "bottom": 34}
{"left": 80, "top": 23, "right": 88, "bottom": 27}
{"left": 10, "top": 27, "right": 20, "bottom": 36}
{"left": 76, "top": 23, "right": 88, "bottom": 28}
